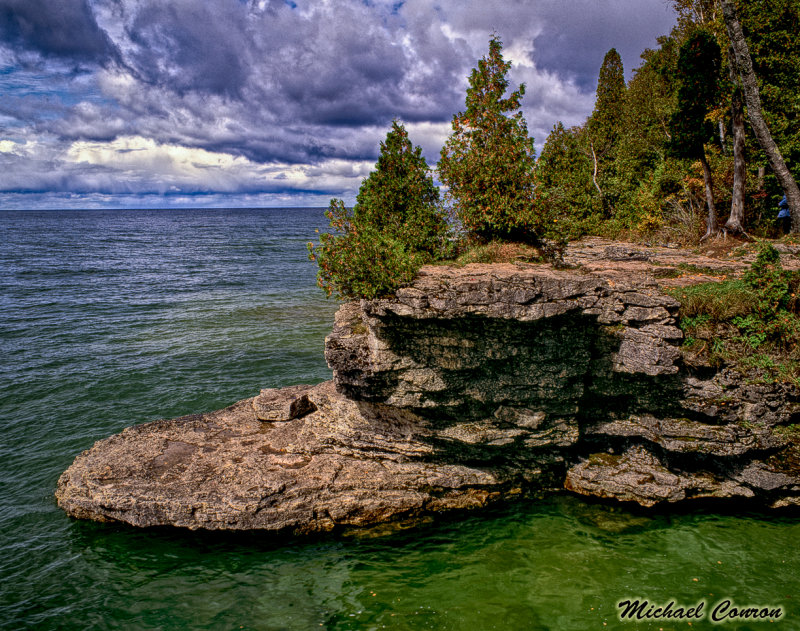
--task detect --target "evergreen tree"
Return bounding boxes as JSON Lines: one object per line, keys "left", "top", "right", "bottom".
{"left": 438, "top": 36, "right": 539, "bottom": 242}
{"left": 615, "top": 37, "right": 679, "bottom": 183}
{"left": 588, "top": 48, "right": 626, "bottom": 157}
{"left": 536, "top": 122, "right": 597, "bottom": 235}
{"left": 668, "top": 29, "right": 722, "bottom": 238}
{"left": 586, "top": 48, "right": 626, "bottom": 209}
{"left": 309, "top": 121, "right": 446, "bottom": 299}
{"left": 353, "top": 121, "right": 444, "bottom": 254}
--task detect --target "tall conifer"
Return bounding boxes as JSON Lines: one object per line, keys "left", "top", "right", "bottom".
{"left": 668, "top": 29, "right": 722, "bottom": 238}
{"left": 438, "top": 36, "right": 538, "bottom": 242}
{"left": 586, "top": 48, "right": 626, "bottom": 207}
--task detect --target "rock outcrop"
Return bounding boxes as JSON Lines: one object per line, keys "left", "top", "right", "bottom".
{"left": 57, "top": 239, "right": 800, "bottom": 532}
{"left": 57, "top": 382, "right": 547, "bottom": 532}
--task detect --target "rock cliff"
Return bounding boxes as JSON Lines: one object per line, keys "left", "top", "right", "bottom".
{"left": 56, "top": 239, "right": 800, "bottom": 532}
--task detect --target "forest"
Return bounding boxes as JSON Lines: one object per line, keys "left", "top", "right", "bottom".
{"left": 537, "top": 0, "right": 800, "bottom": 245}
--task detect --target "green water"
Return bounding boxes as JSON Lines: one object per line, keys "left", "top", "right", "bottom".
{"left": 0, "top": 209, "right": 796, "bottom": 630}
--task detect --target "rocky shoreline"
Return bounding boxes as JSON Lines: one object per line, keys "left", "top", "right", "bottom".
{"left": 56, "top": 239, "right": 800, "bottom": 532}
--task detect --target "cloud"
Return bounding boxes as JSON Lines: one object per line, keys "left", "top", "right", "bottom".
{"left": 0, "top": 0, "right": 117, "bottom": 64}
{"left": 0, "top": 134, "right": 372, "bottom": 201}
{"left": 529, "top": 0, "right": 676, "bottom": 90}
{"left": 0, "top": 0, "right": 676, "bottom": 208}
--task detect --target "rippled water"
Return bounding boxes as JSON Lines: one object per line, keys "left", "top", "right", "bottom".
{"left": 1, "top": 208, "right": 798, "bottom": 630}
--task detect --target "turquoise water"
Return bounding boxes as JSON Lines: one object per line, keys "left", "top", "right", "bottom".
{"left": 1, "top": 208, "right": 797, "bottom": 630}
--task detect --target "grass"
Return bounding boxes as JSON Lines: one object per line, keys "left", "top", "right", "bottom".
{"left": 437, "top": 241, "right": 546, "bottom": 266}
{"left": 666, "top": 279, "right": 758, "bottom": 323}
{"left": 667, "top": 245, "right": 800, "bottom": 385}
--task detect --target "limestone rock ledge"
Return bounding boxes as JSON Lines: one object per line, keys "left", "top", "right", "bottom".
{"left": 57, "top": 240, "right": 800, "bottom": 532}
{"left": 56, "top": 382, "right": 560, "bottom": 532}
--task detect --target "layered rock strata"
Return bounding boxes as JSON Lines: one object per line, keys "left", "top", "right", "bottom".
{"left": 57, "top": 240, "right": 800, "bottom": 532}
{"left": 57, "top": 382, "right": 548, "bottom": 532}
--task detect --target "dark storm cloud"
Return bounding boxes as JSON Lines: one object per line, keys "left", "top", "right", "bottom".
{"left": 124, "top": 1, "right": 250, "bottom": 97}
{"left": 0, "top": 0, "right": 117, "bottom": 63}
{"left": 111, "top": 0, "right": 465, "bottom": 127}
{"left": 27, "top": 0, "right": 472, "bottom": 165}
{"left": 530, "top": 0, "right": 676, "bottom": 90}
{"left": 0, "top": 0, "right": 677, "bottom": 206}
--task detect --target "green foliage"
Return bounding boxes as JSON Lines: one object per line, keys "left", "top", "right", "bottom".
{"left": 668, "top": 29, "right": 721, "bottom": 160}
{"left": 738, "top": 0, "right": 800, "bottom": 186}
{"left": 587, "top": 48, "right": 627, "bottom": 214}
{"left": 438, "top": 36, "right": 547, "bottom": 244}
{"left": 311, "top": 203, "right": 427, "bottom": 300}
{"left": 670, "top": 244, "right": 800, "bottom": 367}
{"left": 535, "top": 49, "right": 628, "bottom": 236}
{"left": 534, "top": 1, "right": 800, "bottom": 242}
{"left": 590, "top": 48, "right": 626, "bottom": 151}
{"left": 734, "top": 243, "right": 800, "bottom": 348}
{"left": 309, "top": 122, "right": 446, "bottom": 299}
{"left": 352, "top": 122, "right": 445, "bottom": 255}
{"left": 536, "top": 122, "right": 599, "bottom": 238}
{"left": 668, "top": 279, "right": 757, "bottom": 324}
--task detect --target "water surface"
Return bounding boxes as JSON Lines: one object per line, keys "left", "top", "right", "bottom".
{"left": 0, "top": 208, "right": 796, "bottom": 630}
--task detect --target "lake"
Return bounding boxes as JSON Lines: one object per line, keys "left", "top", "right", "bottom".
{"left": 1, "top": 208, "right": 796, "bottom": 630}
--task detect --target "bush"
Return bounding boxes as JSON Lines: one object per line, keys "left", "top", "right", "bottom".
{"left": 308, "top": 122, "right": 447, "bottom": 299}
{"left": 669, "top": 243, "right": 800, "bottom": 360}
{"left": 735, "top": 243, "right": 800, "bottom": 349}
{"left": 311, "top": 204, "right": 427, "bottom": 299}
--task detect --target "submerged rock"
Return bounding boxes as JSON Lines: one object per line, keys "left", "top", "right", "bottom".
{"left": 57, "top": 239, "right": 800, "bottom": 531}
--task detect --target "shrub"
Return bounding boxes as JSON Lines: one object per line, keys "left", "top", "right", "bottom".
{"left": 311, "top": 203, "right": 426, "bottom": 300}
{"left": 669, "top": 243, "right": 800, "bottom": 360}
{"left": 735, "top": 243, "right": 800, "bottom": 349}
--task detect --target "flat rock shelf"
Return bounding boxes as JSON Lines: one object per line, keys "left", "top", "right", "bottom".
{"left": 57, "top": 239, "right": 800, "bottom": 533}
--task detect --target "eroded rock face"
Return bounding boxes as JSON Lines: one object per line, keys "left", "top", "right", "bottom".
{"left": 57, "top": 240, "right": 800, "bottom": 532}
{"left": 564, "top": 446, "right": 755, "bottom": 507}
{"left": 325, "top": 257, "right": 800, "bottom": 511}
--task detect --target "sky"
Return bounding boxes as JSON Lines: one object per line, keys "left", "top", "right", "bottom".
{"left": 0, "top": 0, "right": 677, "bottom": 210}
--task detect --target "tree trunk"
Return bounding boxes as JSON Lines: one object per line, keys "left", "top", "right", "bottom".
{"left": 725, "top": 44, "right": 747, "bottom": 235}
{"left": 699, "top": 153, "right": 719, "bottom": 239}
{"left": 721, "top": 0, "right": 800, "bottom": 232}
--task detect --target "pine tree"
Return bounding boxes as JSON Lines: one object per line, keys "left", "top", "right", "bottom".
{"left": 438, "top": 36, "right": 539, "bottom": 243}
{"left": 586, "top": 48, "right": 626, "bottom": 208}
{"left": 589, "top": 49, "right": 626, "bottom": 155}
{"left": 353, "top": 121, "right": 444, "bottom": 254}
{"left": 668, "top": 29, "right": 722, "bottom": 238}
{"left": 536, "top": 122, "right": 596, "bottom": 233}
{"left": 309, "top": 121, "right": 446, "bottom": 299}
